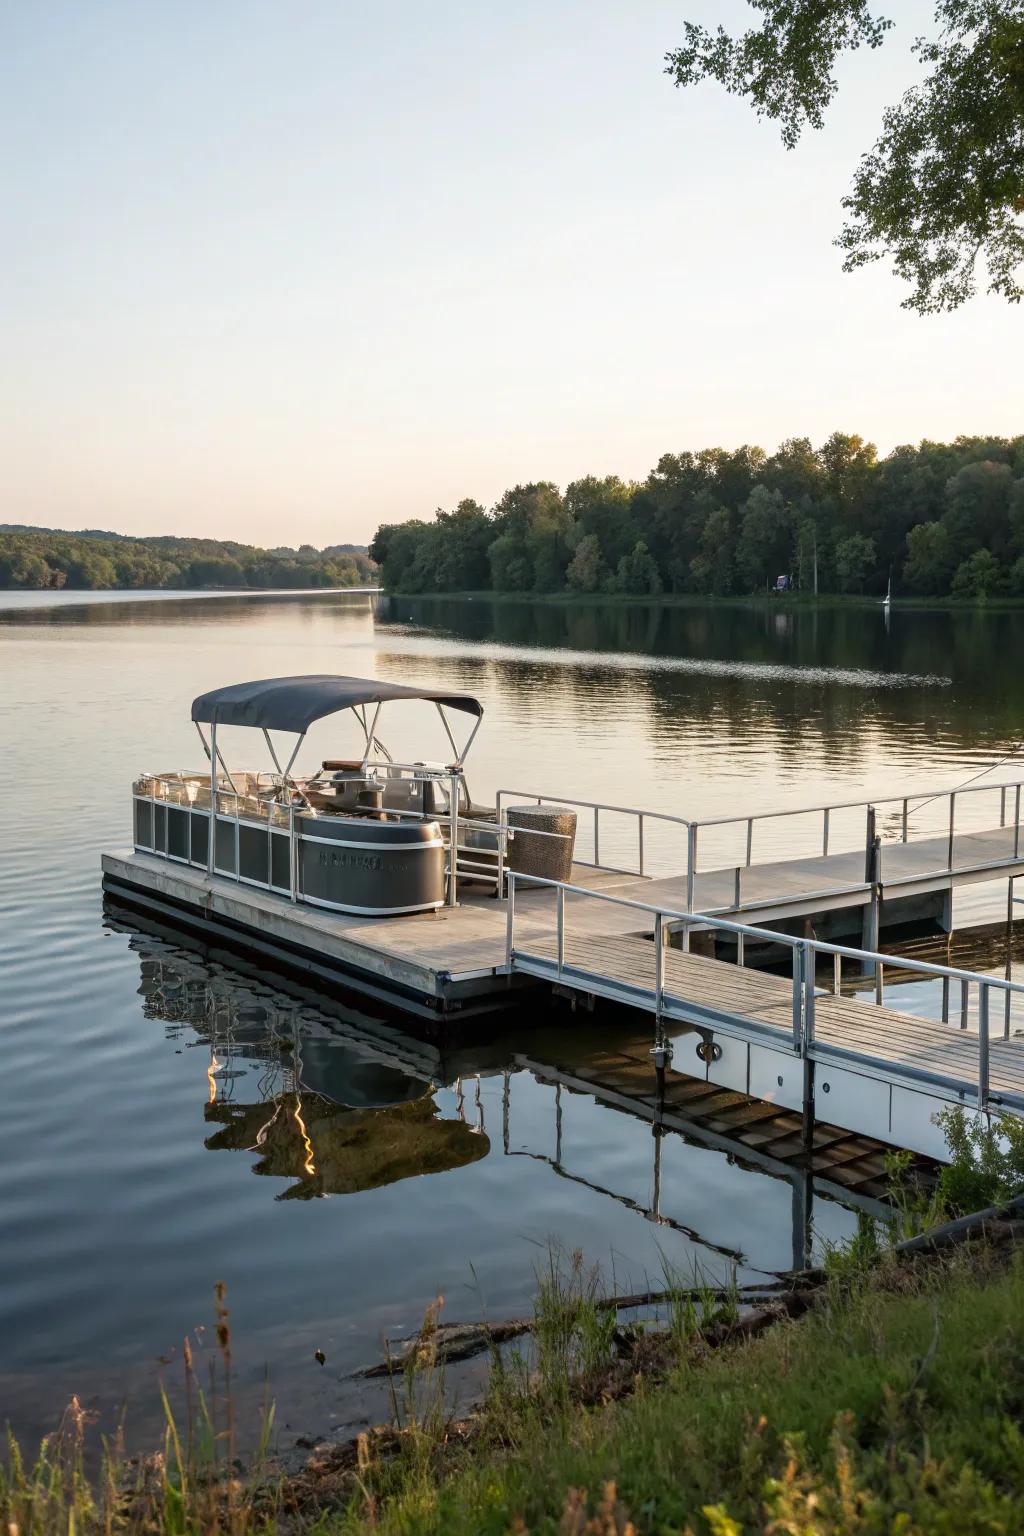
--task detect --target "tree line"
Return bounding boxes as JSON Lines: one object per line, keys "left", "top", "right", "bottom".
{"left": 370, "top": 434, "right": 1024, "bottom": 601}
{"left": 0, "top": 526, "right": 377, "bottom": 591}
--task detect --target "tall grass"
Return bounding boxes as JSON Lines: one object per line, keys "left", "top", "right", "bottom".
{"left": 1, "top": 1286, "right": 277, "bottom": 1536}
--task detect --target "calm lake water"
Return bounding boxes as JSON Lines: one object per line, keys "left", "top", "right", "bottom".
{"left": 2, "top": 588, "right": 1024, "bottom": 1447}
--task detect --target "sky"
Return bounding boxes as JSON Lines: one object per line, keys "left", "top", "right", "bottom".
{"left": 1, "top": 1, "right": 1017, "bottom": 547}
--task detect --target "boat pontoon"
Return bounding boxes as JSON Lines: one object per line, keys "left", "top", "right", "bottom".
{"left": 129, "top": 674, "right": 506, "bottom": 917}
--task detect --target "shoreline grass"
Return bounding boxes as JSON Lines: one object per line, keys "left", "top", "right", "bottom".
{"left": 8, "top": 1120, "right": 1024, "bottom": 1535}
{"left": 7, "top": 1236, "right": 1024, "bottom": 1535}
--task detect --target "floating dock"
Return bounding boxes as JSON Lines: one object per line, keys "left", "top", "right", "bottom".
{"left": 103, "top": 771, "right": 1024, "bottom": 1163}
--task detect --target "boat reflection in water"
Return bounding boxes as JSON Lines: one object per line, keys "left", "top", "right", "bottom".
{"left": 131, "top": 931, "right": 493, "bottom": 1200}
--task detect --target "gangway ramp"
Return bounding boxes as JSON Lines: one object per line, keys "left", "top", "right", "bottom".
{"left": 506, "top": 874, "right": 1024, "bottom": 1161}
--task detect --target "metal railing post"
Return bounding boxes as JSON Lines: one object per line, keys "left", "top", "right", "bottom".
{"left": 638, "top": 813, "right": 645, "bottom": 877}
{"left": 737, "top": 930, "right": 745, "bottom": 968}
{"left": 864, "top": 805, "right": 876, "bottom": 882}
{"left": 803, "top": 940, "right": 816, "bottom": 1049}
{"left": 959, "top": 977, "right": 969, "bottom": 1029}
{"left": 496, "top": 816, "right": 505, "bottom": 898}
{"left": 654, "top": 912, "right": 664, "bottom": 1020}
{"left": 289, "top": 801, "right": 298, "bottom": 902}
{"left": 822, "top": 808, "right": 830, "bottom": 857}
{"left": 505, "top": 871, "right": 517, "bottom": 968}
{"left": 593, "top": 806, "right": 600, "bottom": 867}
{"left": 947, "top": 792, "right": 956, "bottom": 872}
{"left": 733, "top": 865, "right": 741, "bottom": 909}
{"left": 686, "top": 824, "right": 697, "bottom": 911}
{"left": 746, "top": 818, "right": 753, "bottom": 866}
{"left": 1016, "top": 786, "right": 1021, "bottom": 860}
{"left": 1001, "top": 787, "right": 1007, "bottom": 828}
{"left": 791, "top": 946, "right": 804, "bottom": 1051}
{"left": 979, "top": 982, "right": 990, "bottom": 1110}
{"left": 901, "top": 798, "right": 909, "bottom": 843}
{"left": 833, "top": 950, "right": 841, "bottom": 995}
{"left": 448, "top": 772, "right": 460, "bottom": 906}
{"left": 556, "top": 884, "right": 565, "bottom": 976}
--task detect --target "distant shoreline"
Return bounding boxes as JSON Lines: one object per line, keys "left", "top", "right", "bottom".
{"left": 380, "top": 588, "right": 1024, "bottom": 612}
{"left": 0, "top": 584, "right": 381, "bottom": 613}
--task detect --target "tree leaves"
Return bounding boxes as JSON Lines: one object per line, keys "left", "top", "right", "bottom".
{"left": 666, "top": 0, "right": 1024, "bottom": 312}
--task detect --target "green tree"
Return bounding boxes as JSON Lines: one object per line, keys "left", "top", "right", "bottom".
{"left": 834, "top": 532, "right": 876, "bottom": 592}
{"left": 665, "top": 0, "right": 1024, "bottom": 312}
{"left": 565, "top": 533, "right": 605, "bottom": 593}
{"left": 614, "top": 541, "right": 663, "bottom": 596}
{"left": 735, "top": 486, "right": 791, "bottom": 590}
{"left": 943, "top": 460, "right": 1014, "bottom": 559}
{"left": 904, "top": 521, "right": 957, "bottom": 594}
{"left": 689, "top": 505, "right": 735, "bottom": 595}
{"left": 951, "top": 547, "right": 1003, "bottom": 596}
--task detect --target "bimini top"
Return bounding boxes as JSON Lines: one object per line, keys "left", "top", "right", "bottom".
{"left": 191, "top": 674, "right": 484, "bottom": 735}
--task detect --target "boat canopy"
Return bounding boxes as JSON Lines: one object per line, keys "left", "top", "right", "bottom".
{"left": 191, "top": 674, "right": 484, "bottom": 734}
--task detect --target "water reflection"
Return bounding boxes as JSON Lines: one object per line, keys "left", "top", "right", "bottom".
{"left": 113, "top": 910, "right": 881, "bottom": 1280}
{"left": 133, "top": 939, "right": 491, "bottom": 1200}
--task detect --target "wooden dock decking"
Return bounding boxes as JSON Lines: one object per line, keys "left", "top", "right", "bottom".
{"left": 621, "top": 822, "right": 1024, "bottom": 929}
{"left": 514, "top": 932, "right": 1024, "bottom": 1104}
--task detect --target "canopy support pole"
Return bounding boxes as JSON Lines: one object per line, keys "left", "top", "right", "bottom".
{"left": 262, "top": 728, "right": 285, "bottom": 777}
{"left": 194, "top": 722, "right": 212, "bottom": 762}
{"left": 362, "top": 703, "right": 382, "bottom": 770}
{"left": 436, "top": 702, "right": 460, "bottom": 764}
{"left": 208, "top": 722, "right": 218, "bottom": 873}
{"left": 458, "top": 712, "right": 482, "bottom": 768}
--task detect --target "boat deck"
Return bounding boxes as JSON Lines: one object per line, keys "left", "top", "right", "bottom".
{"left": 101, "top": 850, "right": 646, "bottom": 1011}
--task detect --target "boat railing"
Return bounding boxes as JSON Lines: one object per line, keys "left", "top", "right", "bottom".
{"left": 504, "top": 871, "right": 1024, "bottom": 1115}
{"left": 132, "top": 767, "right": 574, "bottom": 908}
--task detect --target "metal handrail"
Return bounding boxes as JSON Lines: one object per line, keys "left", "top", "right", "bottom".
{"left": 691, "top": 774, "right": 1024, "bottom": 832}
{"left": 505, "top": 872, "right": 1024, "bottom": 1112}
{"left": 506, "top": 873, "right": 1024, "bottom": 989}
{"left": 496, "top": 786, "right": 693, "bottom": 894}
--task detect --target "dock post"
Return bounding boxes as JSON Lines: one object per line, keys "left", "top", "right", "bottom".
{"left": 505, "top": 872, "right": 516, "bottom": 973}
{"left": 791, "top": 946, "right": 804, "bottom": 1051}
{"left": 1006, "top": 876, "right": 1014, "bottom": 1038}
{"left": 862, "top": 808, "right": 881, "bottom": 976}
{"left": 654, "top": 912, "right": 664, "bottom": 1022}
{"left": 979, "top": 983, "right": 990, "bottom": 1111}
{"left": 801, "top": 940, "right": 817, "bottom": 1167}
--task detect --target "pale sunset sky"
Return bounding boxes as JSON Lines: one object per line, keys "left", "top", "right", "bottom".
{"left": 1, "top": 1, "right": 1016, "bottom": 546}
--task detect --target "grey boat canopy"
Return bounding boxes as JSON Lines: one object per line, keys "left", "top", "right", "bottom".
{"left": 191, "top": 674, "right": 485, "bottom": 775}
{"left": 191, "top": 674, "right": 483, "bottom": 734}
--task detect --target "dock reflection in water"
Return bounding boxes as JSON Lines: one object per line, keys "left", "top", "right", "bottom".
{"left": 117, "top": 909, "right": 884, "bottom": 1281}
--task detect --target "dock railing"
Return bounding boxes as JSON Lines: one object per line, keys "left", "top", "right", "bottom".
{"left": 495, "top": 787, "right": 696, "bottom": 899}
{"left": 688, "top": 775, "right": 1024, "bottom": 899}
{"left": 498, "top": 774, "right": 1024, "bottom": 916}
{"left": 505, "top": 871, "right": 1024, "bottom": 1114}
